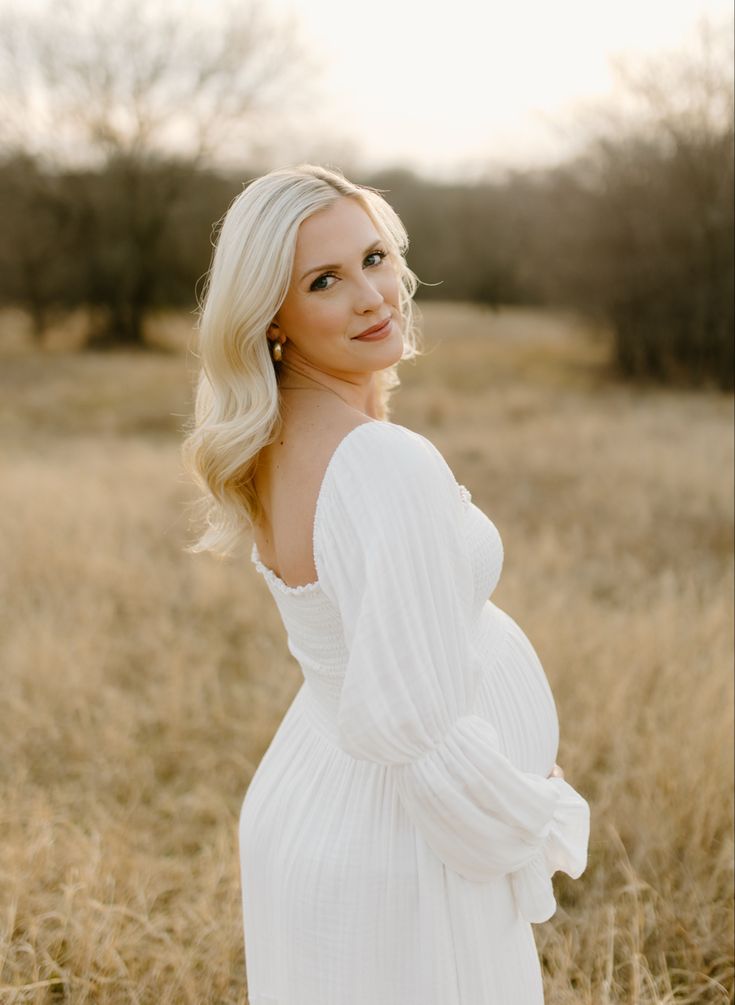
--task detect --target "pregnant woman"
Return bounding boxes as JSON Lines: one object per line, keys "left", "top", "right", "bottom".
{"left": 181, "top": 163, "right": 590, "bottom": 1004}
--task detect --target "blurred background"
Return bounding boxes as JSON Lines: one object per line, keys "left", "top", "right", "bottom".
{"left": 0, "top": 0, "right": 732, "bottom": 1002}
{"left": 0, "top": 0, "right": 732, "bottom": 378}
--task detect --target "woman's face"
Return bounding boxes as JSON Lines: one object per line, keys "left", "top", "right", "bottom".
{"left": 270, "top": 196, "right": 404, "bottom": 375}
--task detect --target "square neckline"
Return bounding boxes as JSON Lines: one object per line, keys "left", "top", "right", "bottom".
{"left": 250, "top": 419, "right": 474, "bottom": 598}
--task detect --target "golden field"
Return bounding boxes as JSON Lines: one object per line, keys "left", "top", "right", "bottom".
{"left": 0, "top": 303, "right": 732, "bottom": 1004}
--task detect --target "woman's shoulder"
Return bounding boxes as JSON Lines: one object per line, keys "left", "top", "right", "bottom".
{"left": 313, "top": 419, "right": 467, "bottom": 582}
{"left": 319, "top": 418, "right": 457, "bottom": 508}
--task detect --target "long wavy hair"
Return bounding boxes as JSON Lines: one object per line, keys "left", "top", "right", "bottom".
{"left": 180, "top": 163, "right": 423, "bottom": 558}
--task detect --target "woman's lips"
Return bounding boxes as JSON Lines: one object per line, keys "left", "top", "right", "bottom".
{"left": 353, "top": 317, "right": 393, "bottom": 341}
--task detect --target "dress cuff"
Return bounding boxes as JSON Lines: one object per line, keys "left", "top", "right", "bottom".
{"left": 510, "top": 777, "right": 590, "bottom": 923}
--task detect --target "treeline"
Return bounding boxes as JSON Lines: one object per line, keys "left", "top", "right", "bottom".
{"left": 0, "top": 4, "right": 732, "bottom": 389}
{"left": 0, "top": 154, "right": 237, "bottom": 348}
{"left": 368, "top": 30, "right": 734, "bottom": 390}
{"left": 2, "top": 127, "right": 731, "bottom": 388}
{"left": 368, "top": 120, "right": 733, "bottom": 389}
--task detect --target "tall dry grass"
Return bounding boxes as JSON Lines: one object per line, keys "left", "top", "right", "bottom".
{"left": 0, "top": 304, "right": 732, "bottom": 1003}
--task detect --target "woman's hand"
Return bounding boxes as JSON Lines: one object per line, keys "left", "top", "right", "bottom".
{"left": 548, "top": 762, "right": 565, "bottom": 780}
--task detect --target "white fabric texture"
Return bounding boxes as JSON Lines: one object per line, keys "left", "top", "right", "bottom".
{"left": 240, "top": 420, "right": 590, "bottom": 1005}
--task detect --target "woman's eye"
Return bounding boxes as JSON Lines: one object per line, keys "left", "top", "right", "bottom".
{"left": 310, "top": 273, "right": 336, "bottom": 292}
{"left": 364, "top": 250, "right": 387, "bottom": 267}
{"left": 309, "top": 252, "right": 386, "bottom": 291}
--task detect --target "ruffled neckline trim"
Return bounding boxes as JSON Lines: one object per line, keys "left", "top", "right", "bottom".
{"left": 249, "top": 421, "right": 474, "bottom": 598}
{"left": 251, "top": 477, "right": 472, "bottom": 597}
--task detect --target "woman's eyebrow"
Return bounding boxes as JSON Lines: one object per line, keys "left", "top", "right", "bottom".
{"left": 299, "top": 241, "right": 383, "bottom": 283}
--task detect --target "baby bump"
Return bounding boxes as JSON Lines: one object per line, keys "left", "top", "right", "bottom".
{"left": 473, "top": 603, "right": 559, "bottom": 776}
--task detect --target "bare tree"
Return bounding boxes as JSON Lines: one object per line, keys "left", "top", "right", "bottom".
{"left": 0, "top": 0, "right": 311, "bottom": 169}
{"left": 517, "top": 16, "right": 734, "bottom": 389}
{"left": 0, "top": 0, "right": 313, "bottom": 346}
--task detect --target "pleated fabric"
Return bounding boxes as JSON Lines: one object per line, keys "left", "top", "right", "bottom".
{"left": 240, "top": 420, "right": 590, "bottom": 1004}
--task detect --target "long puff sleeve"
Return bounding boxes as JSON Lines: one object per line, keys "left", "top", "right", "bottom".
{"left": 313, "top": 422, "right": 589, "bottom": 923}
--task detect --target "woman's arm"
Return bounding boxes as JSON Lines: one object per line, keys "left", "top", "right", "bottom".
{"left": 314, "top": 422, "right": 589, "bottom": 922}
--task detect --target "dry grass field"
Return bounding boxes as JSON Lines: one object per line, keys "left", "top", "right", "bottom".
{"left": 0, "top": 303, "right": 732, "bottom": 1004}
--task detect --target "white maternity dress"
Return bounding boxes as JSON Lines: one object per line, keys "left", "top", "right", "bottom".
{"left": 239, "top": 419, "right": 590, "bottom": 1005}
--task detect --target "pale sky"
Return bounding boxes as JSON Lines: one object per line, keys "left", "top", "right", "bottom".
{"left": 8, "top": 0, "right": 733, "bottom": 179}
{"left": 262, "top": 0, "right": 733, "bottom": 177}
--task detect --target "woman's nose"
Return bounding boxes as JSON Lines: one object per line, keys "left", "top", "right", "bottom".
{"left": 353, "top": 272, "right": 384, "bottom": 312}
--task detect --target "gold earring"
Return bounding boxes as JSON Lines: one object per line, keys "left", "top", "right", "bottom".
{"left": 271, "top": 340, "right": 283, "bottom": 362}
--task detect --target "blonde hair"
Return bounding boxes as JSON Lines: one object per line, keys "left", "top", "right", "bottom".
{"left": 180, "top": 163, "right": 423, "bottom": 557}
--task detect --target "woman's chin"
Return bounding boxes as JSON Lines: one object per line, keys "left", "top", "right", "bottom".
{"left": 357, "top": 330, "right": 404, "bottom": 368}
{"left": 370, "top": 341, "right": 404, "bottom": 370}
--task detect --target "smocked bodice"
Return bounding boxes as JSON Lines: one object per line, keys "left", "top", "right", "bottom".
{"left": 250, "top": 483, "right": 506, "bottom": 711}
